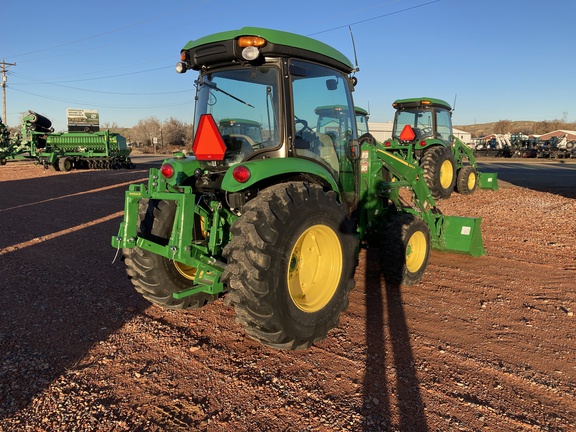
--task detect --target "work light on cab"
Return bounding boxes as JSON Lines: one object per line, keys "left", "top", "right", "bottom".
{"left": 232, "top": 165, "right": 251, "bottom": 183}
{"left": 238, "top": 36, "right": 266, "bottom": 61}
{"left": 176, "top": 51, "right": 188, "bottom": 73}
{"left": 160, "top": 163, "right": 175, "bottom": 179}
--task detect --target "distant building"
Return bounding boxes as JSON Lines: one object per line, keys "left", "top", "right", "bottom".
{"left": 453, "top": 128, "right": 472, "bottom": 143}
{"left": 537, "top": 130, "right": 576, "bottom": 141}
{"left": 367, "top": 121, "right": 393, "bottom": 142}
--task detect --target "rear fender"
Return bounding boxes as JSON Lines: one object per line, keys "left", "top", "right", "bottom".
{"left": 221, "top": 157, "right": 339, "bottom": 193}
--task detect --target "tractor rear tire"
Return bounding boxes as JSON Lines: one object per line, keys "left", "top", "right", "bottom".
{"left": 455, "top": 165, "right": 478, "bottom": 195}
{"left": 380, "top": 214, "right": 431, "bottom": 286}
{"left": 122, "top": 199, "right": 219, "bottom": 310}
{"left": 221, "top": 182, "right": 357, "bottom": 350}
{"left": 421, "top": 146, "right": 456, "bottom": 200}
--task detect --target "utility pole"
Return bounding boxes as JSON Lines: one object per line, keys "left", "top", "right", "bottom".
{"left": 1, "top": 59, "right": 17, "bottom": 125}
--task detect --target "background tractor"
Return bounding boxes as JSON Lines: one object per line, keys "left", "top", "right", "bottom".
{"left": 113, "top": 27, "right": 485, "bottom": 350}
{"left": 369, "top": 98, "right": 498, "bottom": 199}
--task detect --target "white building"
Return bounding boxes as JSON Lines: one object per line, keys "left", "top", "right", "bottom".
{"left": 452, "top": 128, "right": 472, "bottom": 143}
{"left": 367, "top": 121, "right": 393, "bottom": 142}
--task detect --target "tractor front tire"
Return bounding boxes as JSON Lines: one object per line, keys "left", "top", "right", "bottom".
{"left": 421, "top": 146, "right": 456, "bottom": 200}
{"left": 122, "top": 199, "right": 219, "bottom": 310}
{"left": 222, "top": 182, "right": 357, "bottom": 350}
{"left": 455, "top": 165, "right": 478, "bottom": 195}
{"left": 381, "top": 214, "right": 431, "bottom": 286}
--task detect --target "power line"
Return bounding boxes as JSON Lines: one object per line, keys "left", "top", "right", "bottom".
{"left": 10, "top": 87, "right": 193, "bottom": 109}
{"left": 12, "top": 77, "right": 193, "bottom": 96}
{"left": 308, "top": 0, "right": 441, "bottom": 36}
{"left": 17, "top": 66, "right": 173, "bottom": 84}
{"left": 6, "top": 4, "right": 200, "bottom": 60}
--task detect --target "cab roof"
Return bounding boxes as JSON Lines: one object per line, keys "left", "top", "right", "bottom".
{"left": 182, "top": 27, "right": 354, "bottom": 74}
{"left": 392, "top": 97, "right": 452, "bottom": 111}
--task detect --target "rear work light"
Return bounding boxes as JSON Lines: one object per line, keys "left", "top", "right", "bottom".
{"left": 176, "top": 51, "right": 189, "bottom": 74}
{"left": 161, "top": 163, "right": 175, "bottom": 179}
{"left": 238, "top": 36, "right": 267, "bottom": 61}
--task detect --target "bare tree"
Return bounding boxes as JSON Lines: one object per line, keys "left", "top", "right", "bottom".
{"left": 494, "top": 120, "right": 511, "bottom": 134}
{"left": 162, "top": 117, "right": 187, "bottom": 147}
{"left": 131, "top": 117, "right": 162, "bottom": 147}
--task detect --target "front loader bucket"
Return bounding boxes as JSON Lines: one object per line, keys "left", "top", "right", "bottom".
{"left": 433, "top": 215, "right": 485, "bottom": 257}
{"left": 478, "top": 172, "right": 499, "bottom": 190}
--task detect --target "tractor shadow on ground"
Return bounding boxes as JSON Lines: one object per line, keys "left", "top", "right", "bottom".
{"left": 362, "top": 247, "right": 428, "bottom": 431}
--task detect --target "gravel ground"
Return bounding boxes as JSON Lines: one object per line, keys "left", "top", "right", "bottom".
{"left": 0, "top": 160, "right": 575, "bottom": 431}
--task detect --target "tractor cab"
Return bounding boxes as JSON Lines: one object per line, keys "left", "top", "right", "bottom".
{"left": 392, "top": 97, "right": 453, "bottom": 147}
{"left": 314, "top": 105, "right": 369, "bottom": 150}
{"left": 219, "top": 118, "right": 264, "bottom": 146}
{"left": 175, "top": 27, "right": 361, "bottom": 207}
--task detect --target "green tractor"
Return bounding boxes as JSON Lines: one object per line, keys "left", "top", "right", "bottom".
{"left": 373, "top": 98, "right": 498, "bottom": 199}
{"left": 112, "top": 27, "right": 485, "bottom": 350}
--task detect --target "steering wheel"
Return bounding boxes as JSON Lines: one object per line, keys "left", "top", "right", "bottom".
{"left": 418, "top": 126, "right": 433, "bottom": 137}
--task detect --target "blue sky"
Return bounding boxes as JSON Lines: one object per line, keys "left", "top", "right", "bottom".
{"left": 2, "top": 0, "right": 574, "bottom": 131}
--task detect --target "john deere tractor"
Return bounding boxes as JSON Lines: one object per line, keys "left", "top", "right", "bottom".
{"left": 112, "top": 27, "right": 485, "bottom": 350}
{"left": 376, "top": 98, "right": 498, "bottom": 200}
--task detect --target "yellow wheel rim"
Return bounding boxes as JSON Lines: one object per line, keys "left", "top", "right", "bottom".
{"left": 467, "top": 172, "right": 477, "bottom": 190}
{"left": 405, "top": 230, "right": 427, "bottom": 274}
{"left": 440, "top": 159, "right": 454, "bottom": 188}
{"left": 174, "top": 261, "right": 198, "bottom": 281}
{"left": 287, "top": 225, "right": 342, "bottom": 313}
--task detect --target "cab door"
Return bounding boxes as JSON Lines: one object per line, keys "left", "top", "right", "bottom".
{"left": 289, "top": 60, "right": 360, "bottom": 211}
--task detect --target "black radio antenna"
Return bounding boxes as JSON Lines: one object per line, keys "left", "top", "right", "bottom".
{"left": 349, "top": 26, "right": 360, "bottom": 73}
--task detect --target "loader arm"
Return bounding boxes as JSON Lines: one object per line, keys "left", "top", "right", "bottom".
{"left": 453, "top": 136, "right": 477, "bottom": 169}
{"left": 360, "top": 142, "right": 485, "bottom": 257}
{"left": 453, "top": 137, "right": 499, "bottom": 191}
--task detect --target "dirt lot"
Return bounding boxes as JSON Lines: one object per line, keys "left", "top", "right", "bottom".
{"left": 1, "top": 160, "right": 575, "bottom": 431}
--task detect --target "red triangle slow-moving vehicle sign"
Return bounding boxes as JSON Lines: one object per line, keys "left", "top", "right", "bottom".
{"left": 399, "top": 124, "right": 416, "bottom": 141}
{"left": 192, "top": 114, "right": 226, "bottom": 160}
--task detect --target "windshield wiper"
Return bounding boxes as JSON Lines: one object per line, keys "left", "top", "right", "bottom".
{"left": 202, "top": 80, "right": 254, "bottom": 108}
